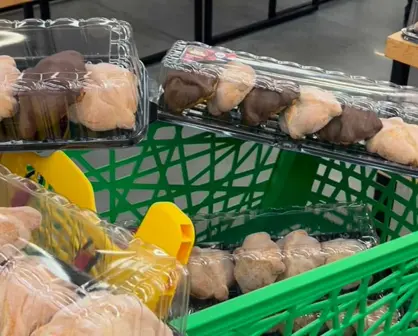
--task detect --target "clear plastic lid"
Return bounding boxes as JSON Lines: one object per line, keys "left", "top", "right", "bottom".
{"left": 402, "top": 23, "right": 418, "bottom": 44}
{"left": 0, "top": 18, "right": 148, "bottom": 151}
{"left": 187, "top": 203, "right": 378, "bottom": 310}
{"left": 158, "top": 40, "right": 418, "bottom": 177}
{"left": 0, "top": 164, "right": 189, "bottom": 334}
{"left": 0, "top": 249, "right": 178, "bottom": 335}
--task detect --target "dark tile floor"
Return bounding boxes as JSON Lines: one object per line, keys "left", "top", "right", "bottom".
{"left": 0, "top": 0, "right": 415, "bottom": 84}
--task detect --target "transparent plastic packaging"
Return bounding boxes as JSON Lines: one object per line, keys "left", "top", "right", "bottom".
{"left": 158, "top": 40, "right": 418, "bottom": 177}
{"left": 401, "top": 23, "right": 418, "bottom": 44}
{"left": 0, "top": 249, "right": 178, "bottom": 335}
{"left": 0, "top": 18, "right": 148, "bottom": 151}
{"left": 0, "top": 250, "right": 79, "bottom": 335}
{"left": 187, "top": 203, "right": 378, "bottom": 311}
{"left": 0, "top": 164, "right": 189, "bottom": 334}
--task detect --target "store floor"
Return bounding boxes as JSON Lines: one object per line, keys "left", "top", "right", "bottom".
{"left": 0, "top": 0, "right": 414, "bottom": 218}
{"left": 1, "top": 0, "right": 414, "bottom": 83}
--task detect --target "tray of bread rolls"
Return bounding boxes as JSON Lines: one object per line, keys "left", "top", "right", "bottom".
{"left": 0, "top": 18, "right": 148, "bottom": 151}
{"left": 185, "top": 203, "right": 404, "bottom": 335}
{"left": 0, "top": 164, "right": 189, "bottom": 334}
{"left": 157, "top": 40, "right": 418, "bottom": 177}
{"left": 187, "top": 203, "right": 379, "bottom": 312}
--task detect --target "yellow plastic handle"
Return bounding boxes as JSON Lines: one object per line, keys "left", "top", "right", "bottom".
{"left": 0, "top": 151, "right": 96, "bottom": 212}
{"left": 135, "top": 202, "right": 195, "bottom": 265}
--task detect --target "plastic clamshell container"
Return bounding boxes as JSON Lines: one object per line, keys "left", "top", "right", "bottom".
{"left": 158, "top": 40, "right": 418, "bottom": 177}
{"left": 401, "top": 24, "right": 418, "bottom": 44}
{"left": 0, "top": 248, "right": 180, "bottom": 335}
{"left": 0, "top": 164, "right": 189, "bottom": 334}
{"left": 0, "top": 18, "right": 148, "bottom": 151}
{"left": 186, "top": 203, "right": 378, "bottom": 312}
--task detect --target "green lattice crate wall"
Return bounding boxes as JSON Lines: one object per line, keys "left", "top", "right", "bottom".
{"left": 185, "top": 152, "right": 418, "bottom": 335}
{"left": 66, "top": 122, "right": 418, "bottom": 335}
{"left": 67, "top": 122, "right": 281, "bottom": 222}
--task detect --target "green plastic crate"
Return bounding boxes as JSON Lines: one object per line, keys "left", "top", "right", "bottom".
{"left": 67, "top": 122, "right": 418, "bottom": 335}
{"left": 67, "top": 122, "right": 282, "bottom": 222}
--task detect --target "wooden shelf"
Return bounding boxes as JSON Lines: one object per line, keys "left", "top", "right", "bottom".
{"left": 385, "top": 31, "right": 418, "bottom": 68}
{"left": 0, "top": 0, "right": 32, "bottom": 9}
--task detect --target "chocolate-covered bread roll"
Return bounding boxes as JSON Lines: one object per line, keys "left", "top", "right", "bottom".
{"left": 17, "top": 50, "right": 86, "bottom": 140}
{"left": 318, "top": 106, "right": 383, "bottom": 145}
{"left": 241, "top": 87, "right": 299, "bottom": 126}
{"left": 163, "top": 70, "right": 218, "bottom": 113}
{"left": 207, "top": 61, "right": 255, "bottom": 116}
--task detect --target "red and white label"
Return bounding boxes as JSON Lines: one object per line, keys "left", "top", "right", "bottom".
{"left": 181, "top": 46, "right": 236, "bottom": 63}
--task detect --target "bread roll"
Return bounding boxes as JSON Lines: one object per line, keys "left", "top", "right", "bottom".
{"left": 318, "top": 106, "right": 383, "bottom": 145}
{"left": 207, "top": 61, "right": 255, "bottom": 116}
{"left": 17, "top": 50, "right": 86, "bottom": 139}
{"left": 163, "top": 70, "right": 218, "bottom": 113}
{"left": 234, "top": 232, "right": 285, "bottom": 293}
{"left": 322, "top": 239, "right": 367, "bottom": 289}
{"left": 188, "top": 247, "right": 235, "bottom": 301}
{"left": 279, "top": 86, "right": 342, "bottom": 139}
{"left": 0, "top": 206, "right": 42, "bottom": 256}
{"left": 0, "top": 257, "right": 77, "bottom": 336}
{"left": 278, "top": 230, "right": 324, "bottom": 280}
{"left": 366, "top": 117, "right": 418, "bottom": 166}
{"left": 70, "top": 63, "right": 138, "bottom": 131}
{"left": 241, "top": 86, "right": 299, "bottom": 126}
{"left": 0, "top": 55, "right": 20, "bottom": 121}
{"left": 31, "top": 291, "right": 174, "bottom": 336}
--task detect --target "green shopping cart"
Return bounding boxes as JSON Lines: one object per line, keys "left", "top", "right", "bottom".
{"left": 67, "top": 121, "right": 418, "bottom": 335}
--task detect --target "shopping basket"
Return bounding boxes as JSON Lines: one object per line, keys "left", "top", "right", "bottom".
{"left": 66, "top": 121, "right": 418, "bottom": 335}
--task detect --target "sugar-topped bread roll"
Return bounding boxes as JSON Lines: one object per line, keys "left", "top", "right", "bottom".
{"left": 0, "top": 55, "right": 20, "bottom": 121}
{"left": 31, "top": 292, "right": 174, "bottom": 336}
{"left": 207, "top": 61, "right": 255, "bottom": 116}
{"left": 0, "top": 257, "right": 77, "bottom": 336}
{"left": 279, "top": 86, "right": 342, "bottom": 139}
{"left": 70, "top": 63, "right": 138, "bottom": 131}
{"left": 277, "top": 230, "right": 324, "bottom": 280}
{"left": 366, "top": 117, "right": 418, "bottom": 166}
{"left": 188, "top": 247, "right": 235, "bottom": 301}
{"left": 0, "top": 206, "right": 42, "bottom": 255}
{"left": 234, "top": 232, "right": 285, "bottom": 293}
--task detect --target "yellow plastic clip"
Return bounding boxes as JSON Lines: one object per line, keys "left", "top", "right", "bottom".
{"left": 0, "top": 151, "right": 96, "bottom": 212}
{"left": 135, "top": 202, "right": 195, "bottom": 265}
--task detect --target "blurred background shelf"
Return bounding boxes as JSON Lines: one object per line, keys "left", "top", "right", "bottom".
{"left": 0, "top": 0, "right": 340, "bottom": 65}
